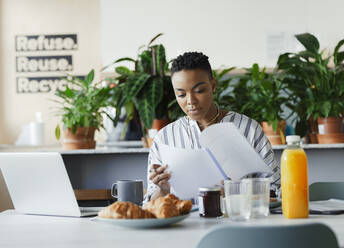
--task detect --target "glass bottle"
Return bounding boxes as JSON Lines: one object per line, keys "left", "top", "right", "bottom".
{"left": 281, "top": 135, "right": 309, "bottom": 218}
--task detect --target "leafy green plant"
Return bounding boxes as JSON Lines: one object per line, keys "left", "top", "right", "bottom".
{"left": 212, "top": 67, "right": 236, "bottom": 110}
{"left": 278, "top": 33, "right": 344, "bottom": 121}
{"left": 53, "top": 69, "right": 112, "bottom": 139}
{"left": 241, "top": 64, "right": 288, "bottom": 130}
{"left": 104, "top": 33, "right": 177, "bottom": 133}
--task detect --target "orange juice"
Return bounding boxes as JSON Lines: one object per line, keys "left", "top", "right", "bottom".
{"left": 281, "top": 135, "right": 309, "bottom": 218}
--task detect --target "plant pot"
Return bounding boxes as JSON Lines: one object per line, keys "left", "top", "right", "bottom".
{"left": 316, "top": 117, "right": 344, "bottom": 144}
{"left": 141, "top": 118, "right": 169, "bottom": 148}
{"left": 316, "top": 133, "right": 344, "bottom": 144}
{"left": 261, "top": 121, "right": 286, "bottom": 145}
{"left": 152, "top": 118, "right": 170, "bottom": 130}
{"left": 308, "top": 118, "right": 319, "bottom": 144}
{"left": 317, "top": 117, "right": 343, "bottom": 134}
{"left": 63, "top": 127, "right": 96, "bottom": 150}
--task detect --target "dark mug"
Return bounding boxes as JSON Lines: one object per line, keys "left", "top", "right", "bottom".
{"left": 111, "top": 180, "right": 143, "bottom": 205}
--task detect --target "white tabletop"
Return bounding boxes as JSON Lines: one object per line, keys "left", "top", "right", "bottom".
{"left": 1, "top": 210, "right": 344, "bottom": 248}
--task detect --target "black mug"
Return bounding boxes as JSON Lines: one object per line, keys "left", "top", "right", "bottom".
{"left": 111, "top": 180, "right": 143, "bottom": 205}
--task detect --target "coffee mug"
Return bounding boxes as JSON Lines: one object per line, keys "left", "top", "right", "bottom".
{"left": 111, "top": 180, "right": 143, "bottom": 205}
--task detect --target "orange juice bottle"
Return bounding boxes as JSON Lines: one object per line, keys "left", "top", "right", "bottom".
{"left": 281, "top": 135, "right": 309, "bottom": 218}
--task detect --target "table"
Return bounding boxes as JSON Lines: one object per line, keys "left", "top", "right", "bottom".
{"left": 0, "top": 211, "right": 343, "bottom": 248}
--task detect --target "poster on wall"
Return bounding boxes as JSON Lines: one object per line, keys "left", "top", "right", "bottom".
{"left": 15, "top": 34, "right": 78, "bottom": 52}
{"left": 14, "top": 33, "right": 83, "bottom": 94}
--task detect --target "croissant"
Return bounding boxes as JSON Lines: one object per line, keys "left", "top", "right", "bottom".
{"left": 98, "top": 201, "right": 155, "bottom": 219}
{"left": 143, "top": 194, "right": 192, "bottom": 218}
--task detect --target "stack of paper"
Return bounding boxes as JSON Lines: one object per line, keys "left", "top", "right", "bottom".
{"left": 160, "top": 123, "right": 273, "bottom": 200}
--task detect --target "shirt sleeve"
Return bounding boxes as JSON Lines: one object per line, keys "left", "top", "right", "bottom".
{"left": 143, "top": 136, "right": 163, "bottom": 203}
{"left": 251, "top": 121, "right": 281, "bottom": 196}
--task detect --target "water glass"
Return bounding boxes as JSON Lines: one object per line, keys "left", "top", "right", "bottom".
{"left": 242, "top": 178, "right": 270, "bottom": 218}
{"left": 224, "top": 180, "right": 250, "bottom": 221}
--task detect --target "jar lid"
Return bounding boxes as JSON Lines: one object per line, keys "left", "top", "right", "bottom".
{"left": 199, "top": 187, "right": 222, "bottom": 192}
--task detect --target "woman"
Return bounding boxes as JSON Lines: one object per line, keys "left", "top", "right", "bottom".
{"left": 144, "top": 52, "right": 280, "bottom": 202}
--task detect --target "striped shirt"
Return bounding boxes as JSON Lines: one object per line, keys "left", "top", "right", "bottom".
{"left": 144, "top": 111, "right": 280, "bottom": 202}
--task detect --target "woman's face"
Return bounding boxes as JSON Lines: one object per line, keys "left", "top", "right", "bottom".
{"left": 171, "top": 69, "right": 216, "bottom": 121}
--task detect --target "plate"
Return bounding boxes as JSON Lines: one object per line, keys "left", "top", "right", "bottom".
{"left": 92, "top": 214, "right": 190, "bottom": 228}
{"left": 269, "top": 200, "right": 282, "bottom": 208}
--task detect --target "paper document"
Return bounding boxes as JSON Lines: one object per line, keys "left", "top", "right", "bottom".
{"left": 310, "top": 199, "right": 344, "bottom": 213}
{"left": 160, "top": 144, "right": 223, "bottom": 200}
{"left": 160, "top": 123, "right": 272, "bottom": 200}
{"left": 200, "top": 123, "right": 272, "bottom": 180}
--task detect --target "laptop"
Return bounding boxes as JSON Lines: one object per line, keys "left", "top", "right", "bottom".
{"left": 0, "top": 152, "right": 102, "bottom": 217}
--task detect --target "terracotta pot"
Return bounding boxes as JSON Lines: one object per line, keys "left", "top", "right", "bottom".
{"left": 152, "top": 118, "right": 170, "bottom": 130}
{"left": 308, "top": 133, "right": 318, "bottom": 144}
{"left": 261, "top": 121, "right": 286, "bottom": 145}
{"left": 317, "top": 133, "right": 344, "bottom": 144}
{"left": 308, "top": 117, "right": 318, "bottom": 144}
{"left": 317, "top": 117, "right": 343, "bottom": 134}
{"left": 63, "top": 127, "right": 96, "bottom": 150}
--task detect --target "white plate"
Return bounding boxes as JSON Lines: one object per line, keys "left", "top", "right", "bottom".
{"left": 92, "top": 214, "right": 190, "bottom": 228}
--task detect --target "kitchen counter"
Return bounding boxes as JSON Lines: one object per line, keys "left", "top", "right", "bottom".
{"left": 1, "top": 142, "right": 343, "bottom": 192}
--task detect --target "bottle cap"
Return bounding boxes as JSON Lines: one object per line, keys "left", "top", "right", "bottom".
{"left": 286, "top": 135, "right": 300, "bottom": 144}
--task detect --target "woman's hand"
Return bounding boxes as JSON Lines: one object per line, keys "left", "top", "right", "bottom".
{"left": 149, "top": 164, "right": 171, "bottom": 199}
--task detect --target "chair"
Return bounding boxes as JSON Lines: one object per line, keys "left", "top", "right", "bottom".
{"left": 196, "top": 223, "right": 339, "bottom": 248}
{"left": 309, "top": 182, "right": 344, "bottom": 201}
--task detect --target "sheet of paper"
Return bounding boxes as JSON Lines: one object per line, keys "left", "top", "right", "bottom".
{"left": 199, "top": 123, "right": 272, "bottom": 180}
{"left": 160, "top": 144, "right": 223, "bottom": 200}
{"left": 310, "top": 199, "right": 344, "bottom": 212}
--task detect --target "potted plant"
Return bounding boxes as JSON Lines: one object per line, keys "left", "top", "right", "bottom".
{"left": 278, "top": 33, "right": 344, "bottom": 143}
{"left": 54, "top": 69, "right": 112, "bottom": 150}
{"left": 104, "top": 33, "right": 178, "bottom": 147}
{"left": 243, "top": 64, "right": 288, "bottom": 145}
{"left": 212, "top": 67, "right": 236, "bottom": 111}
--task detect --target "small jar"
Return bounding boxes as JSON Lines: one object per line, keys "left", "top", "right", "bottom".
{"left": 198, "top": 187, "right": 222, "bottom": 217}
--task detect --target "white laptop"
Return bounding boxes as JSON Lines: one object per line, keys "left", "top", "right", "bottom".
{"left": 0, "top": 152, "right": 103, "bottom": 217}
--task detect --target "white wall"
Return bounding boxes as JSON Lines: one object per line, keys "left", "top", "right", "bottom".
{"left": 0, "top": 0, "right": 102, "bottom": 144}
{"left": 100, "top": 0, "right": 344, "bottom": 69}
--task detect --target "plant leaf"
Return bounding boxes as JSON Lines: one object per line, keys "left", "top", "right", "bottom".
{"left": 102, "top": 57, "right": 136, "bottom": 71}
{"left": 320, "top": 101, "right": 331, "bottom": 117}
{"left": 115, "top": 66, "right": 132, "bottom": 76}
{"left": 295, "top": 33, "right": 320, "bottom": 54}
{"left": 135, "top": 97, "right": 154, "bottom": 129}
{"left": 123, "top": 74, "right": 151, "bottom": 101}
{"left": 148, "top": 33, "right": 163, "bottom": 47}
{"left": 55, "top": 125, "right": 61, "bottom": 140}
{"left": 145, "top": 77, "right": 163, "bottom": 108}
{"left": 84, "top": 69, "right": 94, "bottom": 88}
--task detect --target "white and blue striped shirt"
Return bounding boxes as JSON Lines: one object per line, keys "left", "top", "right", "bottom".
{"left": 145, "top": 111, "right": 280, "bottom": 202}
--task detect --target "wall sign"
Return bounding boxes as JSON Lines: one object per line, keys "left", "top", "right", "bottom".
{"left": 16, "top": 76, "right": 83, "bottom": 93}
{"left": 16, "top": 55, "right": 73, "bottom": 72}
{"left": 15, "top": 33, "right": 79, "bottom": 94}
{"left": 16, "top": 34, "right": 78, "bottom": 52}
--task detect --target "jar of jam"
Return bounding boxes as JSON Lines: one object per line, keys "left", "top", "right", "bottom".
{"left": 198, "top": 187, "right": 222, "bottom": 217}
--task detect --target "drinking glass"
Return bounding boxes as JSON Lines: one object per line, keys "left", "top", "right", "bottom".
{"left": 242, "top": 178, "right": 270, "bottom": 218}
{"left": 224, "top": 180, "right": 251, "bottom": 221}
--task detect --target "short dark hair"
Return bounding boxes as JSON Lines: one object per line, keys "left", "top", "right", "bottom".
{"left": 171, "top": 52, "right": 213, "bottom": 79}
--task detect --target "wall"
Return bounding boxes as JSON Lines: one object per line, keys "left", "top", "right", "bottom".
{"left": 100, "top": 0, "right": 344, "bottom": 70}
{"left": 0, "top": 0, "right": 102, "bottom": 144}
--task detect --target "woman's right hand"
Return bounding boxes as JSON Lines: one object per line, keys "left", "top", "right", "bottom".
{"left": 149, "top": 164, "right": 171, "bottom": 196}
